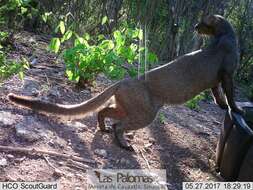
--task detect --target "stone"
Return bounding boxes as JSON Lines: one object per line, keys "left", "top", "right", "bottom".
{"left": 53, "top": 169, "right": 64, "bottom": 178}
{"left": 94, "top": 149, "right": 107, "bottom": 158}
{"left": 125, "top": 132, "right": 134, "bottom": 139}
{"left": 6, "top": 154, "right": 14, "bottom": 159}
{"left": 48, "top": 140, "right": 55, "bottom": 147}
{"left": 15, "top": 117, "right": 46, "bottom": 142}
{"left": 144, "top": 143, "right": 153, "bottom": 148}
{"left": 58, "top": 161, "right": 64, "bottom": 166}
{"left": 0, "top": 111, "right": 22, "bottom": 127}
{"left": 75, "top": 174, "right": 84, "bottom": 179}
{"left": 48, "top": 87, "right": 60, "bottom": 97}
{"left": 14, "top": 156, "right": 26, "bottom": 163}
{"left": 22, "top": 79, "right": 40, "bottom": 96}
{"left": 69, "top": 121, "right": 89, "bottom": 132}
{"left": 0, "top": 158, "right": 8, "bottom": 166}
{"left": 119, "top": 158, "right": 130, "bottom": 165}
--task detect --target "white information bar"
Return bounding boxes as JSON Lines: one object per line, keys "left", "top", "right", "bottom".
{"left": 0, "top": 182, "right": 58, "bottom": 190}
{"left": 183, "top": 182, "right": 253, "bottom": 190}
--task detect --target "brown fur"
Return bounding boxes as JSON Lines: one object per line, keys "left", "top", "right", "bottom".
{"left": 8, "top": 15, "right": 243, "bottom": 150}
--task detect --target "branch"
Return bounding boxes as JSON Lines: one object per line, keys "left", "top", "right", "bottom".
{"left": 0, "top": 145, "right": 96, "bottom": 164}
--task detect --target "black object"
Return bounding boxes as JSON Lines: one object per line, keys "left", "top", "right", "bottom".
{"left": 215, "top": 102, "right": 253, "bottom": 181}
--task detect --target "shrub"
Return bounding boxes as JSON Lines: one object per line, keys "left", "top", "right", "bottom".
{"left": 49, "top": 22, "right": 158, "bottom": 84}
{"left": 185, "top": 92, "right": 206, "bottom": 110}
{"left": 0, "top": 51, "right": 29, "bottom": 81}
{"left": 0, "top": 0, "right": 40, "bottom": 30}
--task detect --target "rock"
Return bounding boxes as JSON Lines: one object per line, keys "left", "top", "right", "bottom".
{"left": 67, "top": 139, "right": 72, "bottom": 146}
{"left": 6, "top": 154, "right": 14, "bottom": 159}
{"left": 30, "top": 58, "right": 38, "bottom": 65}
{"left": 53, "top": 168, "right": 64, "bottom": 178}
{"left": 119, "top": 158, "right": 130, "bottom": 165}
{"left": 75, "top": 174, "right": 84, "bottom": 179}
{"left": 126, "top": 132, "right": 134, "bottom": 139}
{"left": 197, "top": 131, "right": 210, "bottom": 137}
{"left": 14, "top": 156, "right": 26, "bottom": 163}
{"left": 0, "top": 111, "right": 22, "bottom": 127}
{"left": 48, "top": 87, "right": 60, "bottom": 97}
{"left": 22, "top": 79, "right": 40, "bottom": 96}
{"left": 15, "top": 117, "right": 46, "bottom": 142}
{"left": 144, "top": 148, "right": 152, "bottom": 154}
{"left": 0, "top": 158, "right": 8, "bottom": 166}
{"left": 148, "top": 138, "right": 156, "bottom": 144}
{"left": 80, "top": 89, "right": 91, "bottom": 96}
{"left": 70, "top": 121, "right": 89, "bottom": 132}
{"left": 144, "top": 143, "right": 153, "bottom": 148}
{"left": 154, "top": 145, "right": 164, "bottom": 151}
{"left": 65, "top": 173, "right": 74, "bottom": 179}
{"left": 48, "top": 140, "right": 55, "bottom": 147}
{"left": 58, "top": 161, "right": 64, "bottom": 166}
{"left": 95, "top": 149, "right": 107, "bottom": 158}
{"left": 144, "top": 143, "right": 153, "bottom": 153}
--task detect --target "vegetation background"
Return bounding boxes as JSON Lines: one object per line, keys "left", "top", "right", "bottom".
{"left": 0, "top": 1, "right": 252, "bottom": 187}
{"left": 0, "top": 0, "right": 253, "bottom": 103}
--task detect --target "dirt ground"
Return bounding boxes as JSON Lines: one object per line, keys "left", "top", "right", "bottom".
{"left": 0, "top": 32, "right": 244, "bottom": 190}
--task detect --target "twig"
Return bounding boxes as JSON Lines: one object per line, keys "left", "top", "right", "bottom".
{"left": 0, "top": 145, "right": 95, "bottom": 164}
{"left": 43, "top": 155, "right": 56, "bottom": 169}
{"left": 26, "top": 72, "right": 66, "bottom": 82}
{"left": 31, "top": 64, "right": 64, "bottom": 69}
{"left": 43, "top": 155, "right": 65, "bottom": 177}
{"left": 140, "top": 148, "right": 150, "bottom": 169}
{"left": 44, "top": 73, "right": 51, "bottom": 87}
{"left": 66, "top": 159, "right": 91, "bottom": 171}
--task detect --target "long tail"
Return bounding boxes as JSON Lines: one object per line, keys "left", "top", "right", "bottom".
{"left": 8, "top": 82, "right": 120, "bottom": 117}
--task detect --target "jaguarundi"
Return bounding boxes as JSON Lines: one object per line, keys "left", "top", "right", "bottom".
{"left": 8, "top": 15, "right": 243, "bottom": 151}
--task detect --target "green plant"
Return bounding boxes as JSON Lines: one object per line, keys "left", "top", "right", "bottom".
{"left": 185, "top": 92, "right": 206, "bottom": 110}
{"left": 0, "top": 31, "right": 9, "bottom": 48}
{"left": 159, "top": 112, "right": 167, "bottom": 124}
{"left": 0, "top": 51, "right": 29, "bottom": 81}
{"left": 49, "top": 21, "right": 158, "bottom": 84}
{"left": 0, "top": 0, "right": 40, "bottom": 30}
{"left": 0, "top": 31, "right": 15, "bottom": 49}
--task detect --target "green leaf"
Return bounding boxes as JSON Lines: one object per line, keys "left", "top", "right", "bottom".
{"left": 100, "top": 40, "right": 114, "bottom": 50}
{"left": 42, "top": 12, "right": 52, "bottom": 23}
{"left": 113, "top": 31, "right": 121, "bottom": 40}
{"left": 132, "top": 29, "right": 139, "bottom": 38}
{"left": 21, "top": 58, "right": 30, "bottom": 69}
{"left": 128, "top": 68, "right": 138, "bottom": 77}
{"left": 113, "top": 30, "right": 124, "bottom": 46}
{"left": 148, "top": 52, "right": 158, "bottom": 63}
{"left": 26, "top": 12, "right": 33, "bottom": 19}
{"left": 61, "top": 30, "right": 73, "bottom": 42}
{"left": 66, "top": 69, "right": 73, "bottom": 80}
{"left": 59, "top": 21, "right": 65, "bottom": 34}
{"left": 101, "top": 16, "right": 108, "bottom": 25}
{"left": 130, "top": 43, "right": 138, "bottom": 52}
{"left": 74, "top": 36, "right": 89, "bottom": 47}
{"left": 18, "top": 71, "right": 24, "bottom": 80}
{"left": 49, "top": 38, "right": 61, "bottom": 53}
{"left": 138, "top": 29, "right": 143, "bottom": 40}
{"left": 98, "top": 34, "right": 105, "bottom": 41}
{"left": 42, "top": 14, "right": 47, "bottom": 23}
{"left": 185, "top": 94, "right": 205, "bottom": 110}
{"left": 84, "top": 33, "right": 90, "bottom": 40}
{"left": 21, "top": 7, "right": 27, "bottom": 14}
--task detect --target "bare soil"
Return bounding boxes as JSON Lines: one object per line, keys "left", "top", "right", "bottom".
{"left": 0, "top": 31, "right": 242, "bottom": 190}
